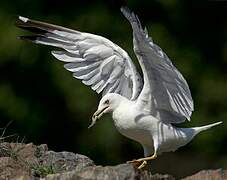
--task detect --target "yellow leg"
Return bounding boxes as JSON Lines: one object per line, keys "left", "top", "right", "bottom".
{"left": 127, "top": 152, "right": 157, "bottom": 169}
{"left": 138, "top": 160, "right": 147, "bottom": 169}
{"left": 136, "top": 152, "right": 157, "bottom": 162}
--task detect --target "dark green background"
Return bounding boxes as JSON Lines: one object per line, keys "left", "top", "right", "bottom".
{"left": 0, "top": 0, "right": 227, "bottom": 178}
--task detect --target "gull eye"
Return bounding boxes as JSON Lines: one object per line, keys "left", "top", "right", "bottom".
{"left": 104, "top": 100, "right": 109, "bottom": 104}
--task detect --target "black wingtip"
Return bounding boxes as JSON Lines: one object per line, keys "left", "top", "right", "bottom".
{"left": 16, "top": 18, "right": 48, "bottom": 35}
{"left": 15, "top": 16, "right": 49, "bottom": 35}
{"left": 18, "top": 36, "right": 38, "bottom": 42}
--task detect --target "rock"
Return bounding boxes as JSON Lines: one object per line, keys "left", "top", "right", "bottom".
{"left": 0, "top": 157, "right": 28, "bottom": 179}
{"left": 0, "top": 142, "right": 225, "bottom": 180}
{"left": 39, "top": 151, "right": 95, "bottom": 173}
{"left": 45, "top": 163, "right": 174, "bottom": 180}
{"left": 0, "top": 143, "right": 39, "bottom": 179}
{"left": 182, "top": 169, "right": 227, "bottom": 180}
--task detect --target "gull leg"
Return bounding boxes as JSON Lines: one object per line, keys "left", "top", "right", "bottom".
{"left": 136, "top": 152, "right": 157, "bottom": 162}
{"left": 138, "top": 160, "right": 147, "bottom": 169}
{"left": 128, "top": 140, "right": 158, "bottom": 169}
{"left": 127, "top": 153, "right": 157, "bottom": 169}
{"left": 128, "top": 152, "right": 157, "bottom": 164}
{"left": 127, "top": 159, "right": 147, "bottom": 169}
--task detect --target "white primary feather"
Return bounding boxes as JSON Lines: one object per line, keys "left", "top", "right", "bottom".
{"left": 121, "top": 7, "right": 194, "bottom": 124}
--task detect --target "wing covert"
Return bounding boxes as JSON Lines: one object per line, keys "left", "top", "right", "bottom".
{"left": 16, "top": 16, "right": 143, "bottom": 100}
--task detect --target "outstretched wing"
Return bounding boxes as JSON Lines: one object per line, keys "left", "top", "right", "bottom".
{"left": 16, "top": 16, "right": 142, "bottom": 100}
{"left": 121, "top": 7, "right": 194, "bottom": 124}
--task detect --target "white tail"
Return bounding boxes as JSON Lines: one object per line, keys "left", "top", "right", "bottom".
{"left": 193, "top": 121, "right": 222, "bottom": 135}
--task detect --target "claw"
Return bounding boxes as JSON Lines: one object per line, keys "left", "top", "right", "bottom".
{"left": 127, "top": 159, "right": 141, "bottom": 165}
{"left": 127, "top": 159, "right": 139, "bottom": 163}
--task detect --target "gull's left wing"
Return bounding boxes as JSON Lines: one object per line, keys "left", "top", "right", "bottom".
{"left": 16, "top": 16, "right": 142, "bottom": 100}
{"left": 121, "top": 7, "right": 194, "bottom": 124}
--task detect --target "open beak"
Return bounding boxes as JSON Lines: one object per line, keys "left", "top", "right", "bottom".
{"left": 88, "top": 106, "right": 109, "bottom": 129}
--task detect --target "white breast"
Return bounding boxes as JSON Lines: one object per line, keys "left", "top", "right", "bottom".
{"left": 112, "top": 102, "right": 154, "bottom": 146}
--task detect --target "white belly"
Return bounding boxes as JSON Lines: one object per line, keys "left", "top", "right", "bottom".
{"left": 112, "top": 105, "right": 191, "bottom": 155}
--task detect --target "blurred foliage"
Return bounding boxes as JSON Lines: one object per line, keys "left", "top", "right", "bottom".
{"left": 0, "top": 0, "right": 227, "bottom": 178}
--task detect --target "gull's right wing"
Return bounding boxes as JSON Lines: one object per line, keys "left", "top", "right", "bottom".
{"left": 16, "top": 16, "right": 142, "bottom": 100}
{"left": 121, "top": 7, "right": 194, "bottom": 124}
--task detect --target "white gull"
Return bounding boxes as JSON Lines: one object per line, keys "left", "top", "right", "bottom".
{"left": 17, "top": 7, "right": 222, "bottom": 169}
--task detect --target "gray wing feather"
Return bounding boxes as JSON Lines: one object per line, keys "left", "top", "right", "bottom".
{"left": 17, "top": 16, "right": 143, "bottom": 100}
{"left": 121, "top": 7, "right": 194, "bottom": 123}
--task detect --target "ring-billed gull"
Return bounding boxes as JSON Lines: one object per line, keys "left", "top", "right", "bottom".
{"left": 16, "top": 6, "right": 222, "bottom": 169}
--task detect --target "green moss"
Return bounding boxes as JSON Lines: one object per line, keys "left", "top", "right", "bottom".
{"left": 31, "top": 164, "right": 56, "bottom": 178}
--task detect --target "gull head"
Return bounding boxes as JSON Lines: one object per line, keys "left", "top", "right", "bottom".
{"left": 88, "top": 93, "right": 124, "bottom": 128}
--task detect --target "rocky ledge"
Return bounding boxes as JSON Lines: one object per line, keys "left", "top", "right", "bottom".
{"left": 0, "top": 143, "right": 225, "bottom": 180}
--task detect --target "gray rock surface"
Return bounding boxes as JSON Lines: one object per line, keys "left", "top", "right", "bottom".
{"left": 0, "top": 142, "right": 224, "bottom": 180}
{"left": 182, "top": 169, "right": 227, "bottom": 180}
{"left": 45, "top": 164, "right": 174, "bottom": 180}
